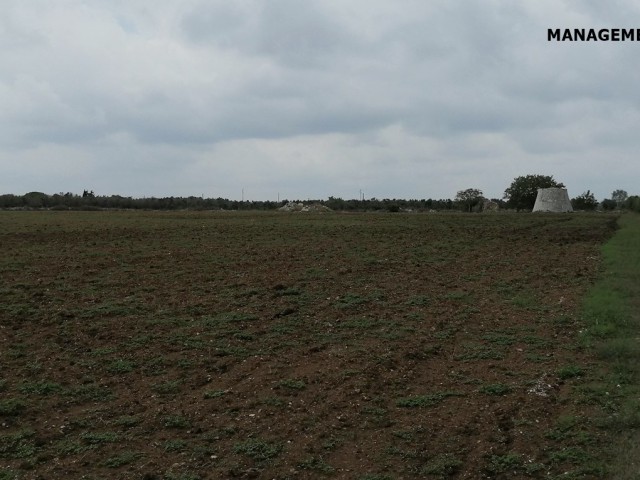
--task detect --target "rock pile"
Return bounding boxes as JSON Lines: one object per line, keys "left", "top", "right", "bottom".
{"left": 278, "top": 202, "right": 333, "bottom": 213}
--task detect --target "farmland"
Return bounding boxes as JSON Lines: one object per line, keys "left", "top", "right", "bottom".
{"left": 0, "top": 210, "right": 623, "bottom": 479}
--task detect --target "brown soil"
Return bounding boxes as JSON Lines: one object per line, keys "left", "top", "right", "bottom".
{"left": 0, "top": 211, "right": 617, "bottom": 479}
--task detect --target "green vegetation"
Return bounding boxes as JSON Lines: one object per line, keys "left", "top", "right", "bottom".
{"left": 162, "top": 415, "right": 191, "bottom": 429}
{"left": 0, "top": 399, "right": 26, "bottom": 416}
{"left": 233, "top": 438, "right": 282, "bottom": 462}
{"left": 503, "top": 174, "right": 564, "bottom": 211}
{"left": 422, "top": 453, "right": 463, "bottom": 475}
{"left": 479, "top": 383, "right": 511, "bottom": 396}
{"left": 579, "top": 213, "right": 640, "bottom": 478}
{"left": 396, "top": 392, "right": 461, "bottom": 407}
{"left": 277, "top": 378, "right": 306, "bottom": 391}
{"left": 297, "top": 456, "right": 335, "bottom": 473}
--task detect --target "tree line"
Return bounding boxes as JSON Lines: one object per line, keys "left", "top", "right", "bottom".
{"left": 457, "top": 174, "right": 636, "bottom": 213}
{"left": 0, "top": 174, "right": 637, "bottom": 212}
{"left": 0, "top": 191, "right": 466, "bottom": 212}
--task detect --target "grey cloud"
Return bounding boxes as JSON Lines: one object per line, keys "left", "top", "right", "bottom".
{"left": 182, "top": 0, "right": 358, "bottom": 68}
{"left": 2, "top": 0, "right": 640, "bottom": 200}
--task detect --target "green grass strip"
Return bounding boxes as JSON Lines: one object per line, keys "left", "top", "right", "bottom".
{"left": 581, "top": 213, "right": 640, "bottom": 478}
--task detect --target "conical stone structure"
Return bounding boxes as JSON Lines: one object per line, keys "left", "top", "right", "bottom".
{"left": 532, "top": 188, "right": 573, "bottom": 212}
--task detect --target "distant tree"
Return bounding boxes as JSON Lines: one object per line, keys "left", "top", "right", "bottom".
{"left": 455, "top": 188, "right": 484, "bottom": 212}
{"left": 601, "top": 199, "right": 617, "bottom": 211}
{"left": 571, "top": 190, "right": 598, "bottom": 211}
{"left": 23, "top": 192, "right": 48, "bottom": 208}
{"left": 82, "top": 189, "right": 95, "bottom": 198}
{"left": 0, "top": 194, "right": 21, "bottom": 208}
{"left": 611, "top": 189, "right": 628, "bottom": 207}
{"left": 503, "top": 174, "right": 565, "bottom": 212}
{"left": 624, "top": 195, "right": 640, "bottom": 213}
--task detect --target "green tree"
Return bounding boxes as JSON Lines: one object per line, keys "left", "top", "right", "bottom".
{"left": 503, "top": 174, "right": 565, "bottom": 212}
{"left": 571, "top": 190, "right": 598, "bottom": 211}
{"left": 455, "top": 188, "right": 484, "bottom": 212}
{"left": 23, "top": 191, "right": 48, "bottom": 208}
{"left": 611, "top": 189, "right": 628, "bottom": 208}
{"left": 624, "top": 195, "right": 640, "bottom": 212}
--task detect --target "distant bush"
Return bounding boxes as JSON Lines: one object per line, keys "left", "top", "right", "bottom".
{"left": 571, "top": 191, "right": 598, "bottom": 211}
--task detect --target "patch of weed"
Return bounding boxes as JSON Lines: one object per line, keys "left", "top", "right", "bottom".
{"left": 433, "top": 329, "right": 455, "bottom": 340}
{"left": 338, "top": 317, "right": 381, "bottom": 330}
{"left": 90, "top": 347, "right": 117, "bottom": 356}
{"left": 481, "top": 333, "right": 516, "bottom": 346}
{"left": 455, "top": 344, "right": 505, "bottom": 361}
{"left": 335, "top": 293, "right": 378, "bottom": 309}
{"left": 19, "top": 381, "right": 62, "bottom": 395}
{"left": 262, "top": 396, "right": 285, "bottom": 407}
{"left": 233, "top": 438, "right": 282, "bottom": 462}
{"left": 80, "top": 431, "right": 120, "bottom": 445}
{"left": 162, "top": 415, "right": 191, "bottom": 429}
{"left": 421, "top": 453, "right": 463, "bottom": 475}
{"left": 64, "top": 384, "right": 114, "bottom": 403}
{"left": 548, "top": 447, "right": 592, "bottom": 465}
{"left": 480, "top": 383, "right": 512, "bottom": 396}
{"left": 142, "top": 356, "right": 168, "bottom": 376}
{"left": 385, "top": 445, "right": 420, "bottom": 460}
{"left": 525, "top": 353, "right": 553, "bottom": 363}
{"left": 152, "top": 380, "right": 181, "bottom": 395}
{"left": 0, "top": 399, "right": 26, "bottom": 416}
{"left": 510, "top": 293, "right": 541, "bottom": 310}
{"left": 321, "top": 435, "right": 343, "bottom": 451}
{"left": 125, "top": 334, "right": 155, "bottom": 348}
{"left": 521, "top": 335, "right": 551, "bottom": 347}
{"left": 443, "top": 291, "right": 472, "bottom": 302}
{"left": 277, "top": 378, "right": 306, "bottom": 391}
{"left": 201, "top": 312, "right": 259, "bottom": 326}
{"left": 204, "top": 390, "right": 227, "bottom": 399}
{"left": 164, "top": 439, "right": 188, "bottom": 452}
{"left": 557, "top": 365, "right": 584, "bottom": 380}
{"left": 405, "top": 295, "right": 430, "bottom": 306}
{"left": 396, "top": 392, "right": 461, "bottom": 408}
{"left": 107, "top": 359, "right": 136, "bottom": 374}
{"left": 0, "top": 430, "right": 36, "bottom": 459}
{"left": 485, "top": 453, "right": 523, "bottom": 473}
{"left": 0, "top": 468, "right": 19, "bottom": 480}
{"left": 55, "top": 439, "right": 93, "bottom": 455}
{"left": 112, "top": 415, "right": 142, "bottom": 428}
{"left": 297, "top": 456, "right": 335, "bottom": 474}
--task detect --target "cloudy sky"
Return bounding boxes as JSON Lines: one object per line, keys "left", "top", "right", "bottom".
{"left": 1, "top": 0, "right": 639, "bottom": 201}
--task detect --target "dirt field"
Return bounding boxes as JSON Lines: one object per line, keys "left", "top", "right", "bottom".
{"left": 0, "top": 211, "right": 617, "bottom": 479}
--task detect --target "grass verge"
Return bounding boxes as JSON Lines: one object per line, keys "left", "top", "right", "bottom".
{"left": 581, "top": 213, "right": 640, "bottom": 478}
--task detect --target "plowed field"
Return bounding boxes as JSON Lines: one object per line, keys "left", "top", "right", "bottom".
{"left": 0, "top": 211, "right": 617, "bottom": 479}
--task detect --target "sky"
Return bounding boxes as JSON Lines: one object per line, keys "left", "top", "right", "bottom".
{"left": 1, "top": 0, "right": 639, "bottom": 201}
